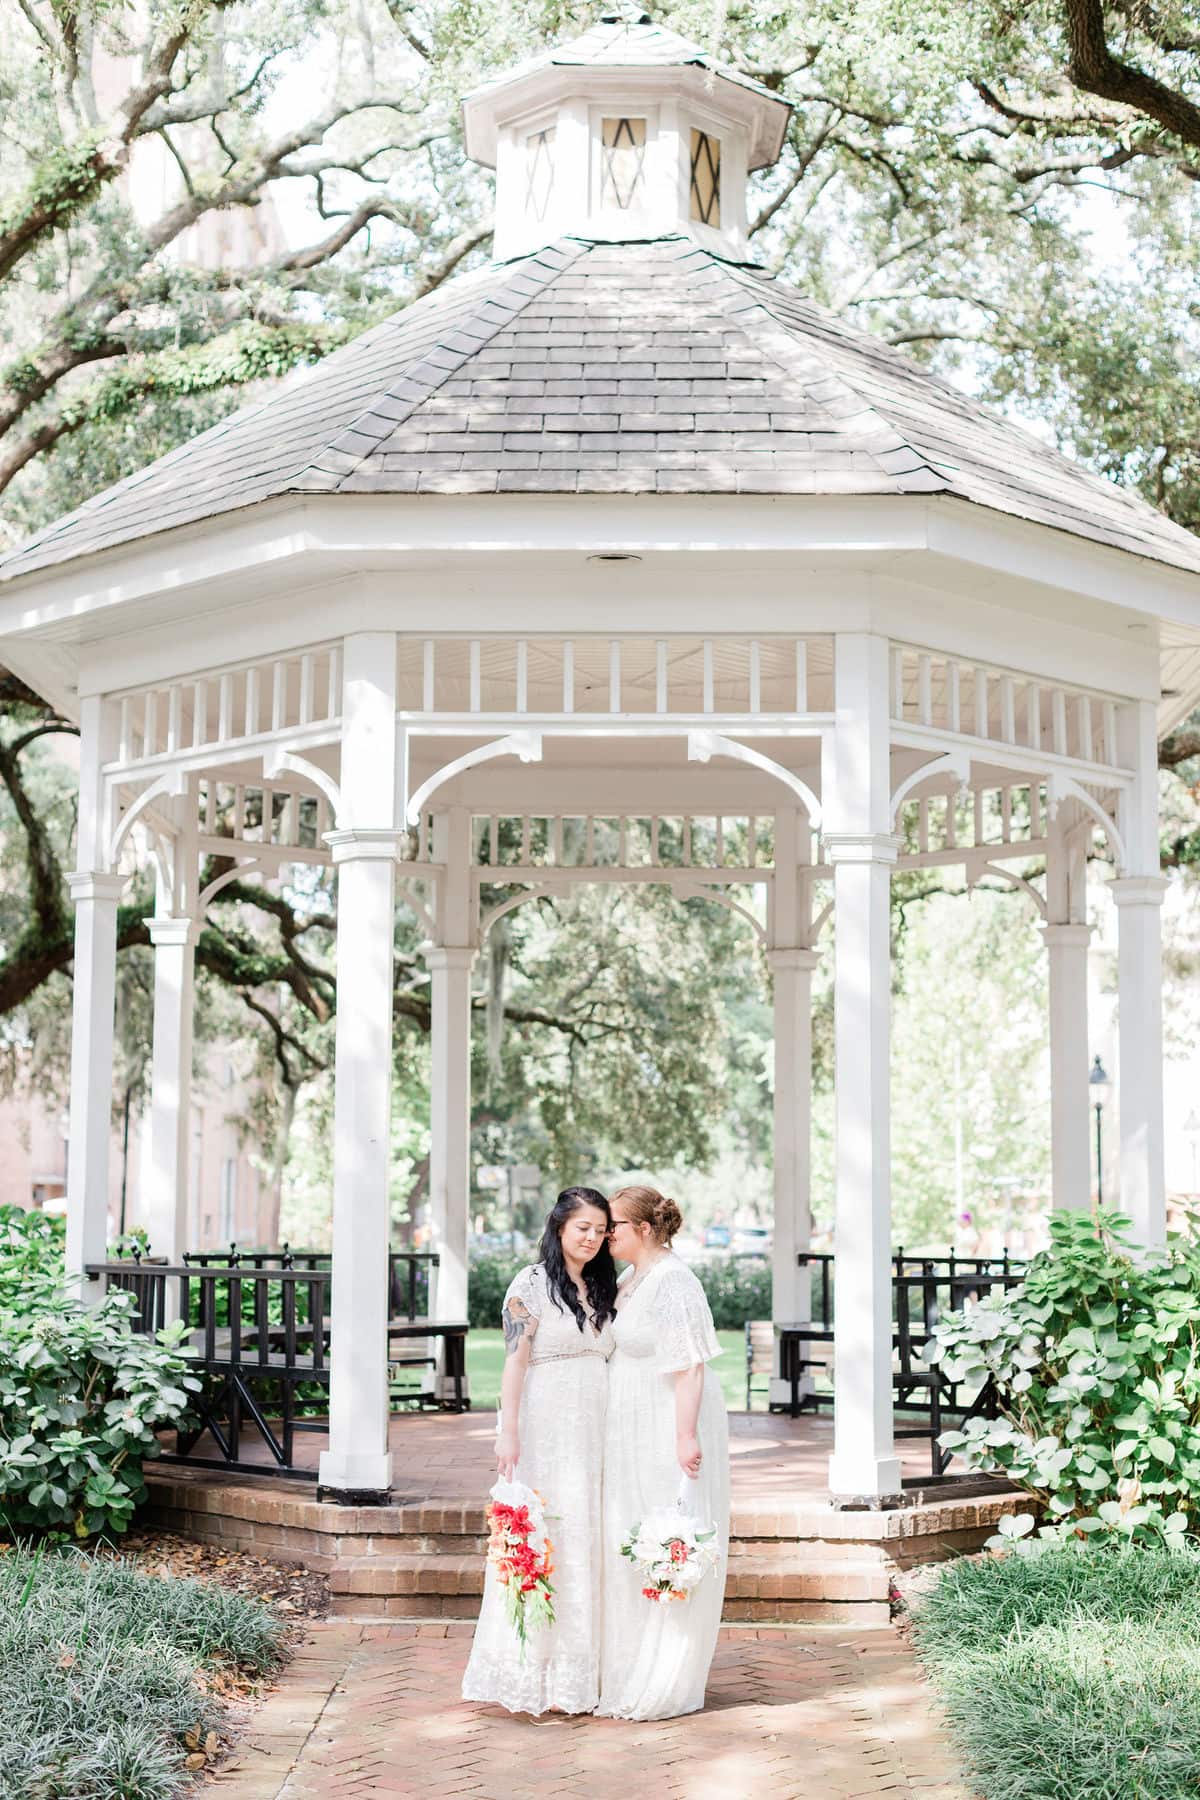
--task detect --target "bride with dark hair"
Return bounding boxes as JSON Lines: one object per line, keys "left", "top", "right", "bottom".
{"left": 461, "top": 1187, "right": 617, "bottom": 1716}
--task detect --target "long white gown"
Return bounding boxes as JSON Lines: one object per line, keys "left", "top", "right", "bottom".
{"left": 597, "top": 1252, "right": 730, "bottom": 1720}
{"left": 461, "top": 1263, "right": 612, "bottom": 1715}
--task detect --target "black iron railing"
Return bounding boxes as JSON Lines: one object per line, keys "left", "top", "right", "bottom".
{"left": 88, "top": 1249, "right": 466, "bottom": 1480}
{"left": 183, "top": 1243, "right": 438, "bottom": 1322}
{"left": 781, "top": 1249, "right": 1027, "bottom": 1477}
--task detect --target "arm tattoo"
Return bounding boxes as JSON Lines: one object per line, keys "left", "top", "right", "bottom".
{"left": 503, "top": 1299, "right": 532, "bottom": 1356}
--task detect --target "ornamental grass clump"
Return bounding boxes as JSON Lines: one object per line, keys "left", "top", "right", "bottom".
{"left": 931, "top": 1209, "right": 1200, "bottom": 1546}
{"left": 0, "top": 1546, "right": 285, "bottom": 1800}
{"left": 911, "top": 1543, "right": 1200, "bottom": 1800}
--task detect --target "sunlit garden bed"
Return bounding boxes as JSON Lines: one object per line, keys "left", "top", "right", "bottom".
{"left": 0, "top": 1546, "right": 287, "bottom": 1800}
{"left": 911, "top": 1544, "right": 1200, "bottom": 1800}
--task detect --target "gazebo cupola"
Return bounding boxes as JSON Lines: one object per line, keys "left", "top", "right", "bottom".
{"left": 462, "top": 8, "right": 791, "bottom": 259}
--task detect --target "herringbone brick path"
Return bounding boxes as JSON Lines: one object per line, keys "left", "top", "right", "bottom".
{"left": 214, "top": 1621, "right": 973, "bottom": 1800}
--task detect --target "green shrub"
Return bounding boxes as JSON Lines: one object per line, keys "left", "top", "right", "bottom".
{"left": 932, "top": 1209, "right": 1200, "bottom": 1547}
{"left": 468, "top": 1254, "right": 524, "bottom": 1327}
{"left": 0, "top": 1546, "right": 285, "bottom": 1800}
{"left": 0, "top": 1206, "right": 65, "bottom": 1309}
{"left": 0, "top": 1289, "right": 200, "bottom": 1540}
{"left": 467, "top": 1250, "right": 769, "bottom": 1330}
{"left": 912, "top": 1543, "right": 1200, "bottom": 1800}
{"left": 692, "top": 1257, "right": 771, "bottom": 1329}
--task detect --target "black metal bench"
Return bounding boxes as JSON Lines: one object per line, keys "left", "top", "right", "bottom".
{"left": 86, "top": 1255, "right": 470, "bottom": 1479}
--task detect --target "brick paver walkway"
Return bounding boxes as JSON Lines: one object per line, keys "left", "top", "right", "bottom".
{"left": 214, "top": 1621, "right": 972, "bottom": 1800}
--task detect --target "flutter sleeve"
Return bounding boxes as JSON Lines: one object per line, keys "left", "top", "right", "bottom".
{"left": 653, "top": 1265, "right": 721, "bottom": 1373}
{"left": 501, "top": 1264, "right": 544, "bottom": 1348}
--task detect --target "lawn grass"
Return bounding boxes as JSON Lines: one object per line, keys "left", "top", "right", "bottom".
{"left": 910, "top": 1544, "right": 1200, "bottom": 1800}
{"left": 0, "top": 1546, "right": 286, "bottom": 1800}
{"left": 465, "top": 1327, "right": 749, "bottom": 1410}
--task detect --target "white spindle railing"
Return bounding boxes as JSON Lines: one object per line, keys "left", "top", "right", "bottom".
{"left": 394, "top": 636, "right": 831, "bottom": 718}
{"left": 890, "top": 642, "right": 1128, "bottom": 769}
{"left": 896, "top": 779, "right": 1049, "bottom": 859}
{"left": 108, "top": 644, "right": 343, "bottom": 768}
{"left": 465, "top": 812, "right": 777, "bottom": 872}
{"left": 195, "top": 778, "right": 330, "bottom": 855}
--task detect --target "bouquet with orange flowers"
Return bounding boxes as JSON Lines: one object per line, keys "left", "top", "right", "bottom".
{"left": 485, "top": 1479, "right": 556, "bottom": 1650}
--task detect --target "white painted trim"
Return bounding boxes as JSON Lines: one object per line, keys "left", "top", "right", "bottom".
{"left": 405, "top": 732, "right": 543, "bottom": 825}
{"left": 478, "top": 884, "right": 560, "bottom": 943}
{"left": 972, "top": 862, "right": 1048, "bottom": 918}
{"left": 6, "top": 492, "right": 1198, "bottom": 630}
{"left": 1046, "top": 773, "right": 1128, "bottom": 872}
{"left": 396, "top": 876, "right": 438, "bottom": 939}
{"left": 889, "top": 749, "right": 971, "bottom": 825}
{"left": 891, "top": 722, "right": 1131, "bottom": 788}
{"left": 402, "top": 713, "right": 831, "bottom": 737}
{"left": 262, "top": 748, "right": 342, "bottom": 824}
{"left": 104, "top": 720, "right": 340, "bottom": 785}
{"left": 197, "top": 860, "right": 264, "bottom": 910}
{"left": 108, "top": 768, "right": 188, "bottom": 868}
{"left": 674, "top": 880, "right": 767, "bottom": 941}
{"left": 687, "top": 730, "right": 822, "bottom": 823}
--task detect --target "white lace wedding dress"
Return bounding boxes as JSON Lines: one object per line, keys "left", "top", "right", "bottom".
{"left": 461, "top": 1263, "right": 612, "bottom": 1715}
{"left": 597, "top": 1253, "right": 729, "bottom": 1720}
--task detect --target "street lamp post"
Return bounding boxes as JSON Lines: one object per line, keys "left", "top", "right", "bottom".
{"left": 1090, "top": 1055, "right": 1110, "bottom": 1204}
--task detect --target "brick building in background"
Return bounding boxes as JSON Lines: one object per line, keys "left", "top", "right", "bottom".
{"left": 0, "top": 1050, "right": 270, "bottom": 1251}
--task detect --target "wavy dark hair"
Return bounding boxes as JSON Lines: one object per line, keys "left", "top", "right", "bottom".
{"left": 538, "top": 1187, "right": 618, "bottom": 1332}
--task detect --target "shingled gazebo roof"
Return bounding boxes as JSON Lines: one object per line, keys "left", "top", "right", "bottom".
{"left": 4, "top": 233, "right": 1200, "bottom": 585}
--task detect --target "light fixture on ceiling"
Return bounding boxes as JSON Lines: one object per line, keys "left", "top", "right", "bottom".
{"left": 586, "top": 552, "right": 643, "bottom": 564}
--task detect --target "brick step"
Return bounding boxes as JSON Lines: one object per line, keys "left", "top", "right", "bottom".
{"left": 331, "top": 1592, "right": 481, "bottom": 1620}
{"left": 331, "top": 1553, "right": 484, "bottom": 1598}
{"left": 330, "top": 1546, "right": 889, "bottom": 1606}
{"left": 722, "top": 1550, "right": 890, "bottom": 1604}
{"left": 721, "top": 1596, "right": 891, "bottom": 1626}
{"left": 329, "top": 1589, "right": 889, "bottom": 1625}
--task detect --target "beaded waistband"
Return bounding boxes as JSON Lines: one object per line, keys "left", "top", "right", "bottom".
{"left": 530, "top": 1348, "right": 608, "bottom": 1365}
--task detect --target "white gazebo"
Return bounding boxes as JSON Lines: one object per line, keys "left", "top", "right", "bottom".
{"left": 4, "top": 9, "right": 1200, "bottom": 1504}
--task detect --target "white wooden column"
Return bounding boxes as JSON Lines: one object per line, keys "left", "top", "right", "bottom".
{"left": 1042, "top": 820, "right": 1091, "bottom": 1211}
{"left": 426, "top": 807, "right": 475, "bottom": 1398}
{"left": 65, "top": 695, "right": 121, "bottom": 1298}
{"left": 318, "top": 631, "right": 399, "bottom": 1501}
{"left": 823, "top": 632, "right": 902, "bottom": 1500}
{"left": 144, "top": 917, "right": 197, "bottom": 1266}
{"left": 767, "top": 804, "right": 817, "bottom": 1404}
{"left": 1114, "top": 699, "right": 1168, "bottom": 1247}
{"left": 767, "top": 945, "right": 818, "bottom": 1400}
{"left": 426, "top": 947, "right": 474, "bottom": 1310}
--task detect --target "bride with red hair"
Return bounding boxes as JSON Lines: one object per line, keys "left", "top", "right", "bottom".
{"left": 597, "top": 1184, "right": 730, "bottom": 1720}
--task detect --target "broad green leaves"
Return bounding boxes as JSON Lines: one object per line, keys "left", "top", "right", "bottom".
{"left": 0, "top": 1212, "right": 200, "bottom": 1539}
{"left": 933, "top": 1209, "right": 1200, "bottom": 1550}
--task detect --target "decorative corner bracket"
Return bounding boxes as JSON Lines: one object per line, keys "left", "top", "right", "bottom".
{"left": 406, "top": 732, "right": 543, "bottom": 827}
{"left": 687, "top": 731, "right": 821, "bottom": 825}
{"left": 889, "top": 749, "right": 972, "bottom": 829}
{"left": 263, "top": 748, "right": 343, "bottom": 825}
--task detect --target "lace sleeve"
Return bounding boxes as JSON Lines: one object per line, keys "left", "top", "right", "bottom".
{"left": 653, "top": 1265, "right": 721, "bottom": 1373}
{"left": 501, "top": 1264, "right": 543, "bottom": 1354}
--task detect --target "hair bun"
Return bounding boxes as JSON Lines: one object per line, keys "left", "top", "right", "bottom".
{"left": 653, "top": 1196, "right": 683, "bottom": 1242}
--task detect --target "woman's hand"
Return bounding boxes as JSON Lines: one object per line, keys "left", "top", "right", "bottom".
{"left": 676, "top": 1431, "right": 702, "bottom": 1478}
{"left": 495, "top": 1429, "right": 520, "bottom": 1479}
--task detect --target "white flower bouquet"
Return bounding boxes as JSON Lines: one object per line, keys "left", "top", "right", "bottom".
{"left": 619, "top": 1501, "right": 722, "bottom": 1604}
